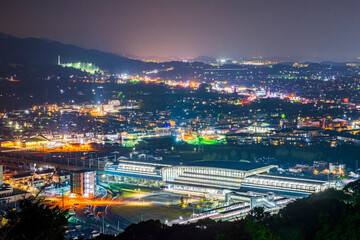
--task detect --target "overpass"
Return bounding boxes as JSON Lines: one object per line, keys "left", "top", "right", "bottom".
{"left": 0, "top": 155, "right": 110, "bottom": 171}
{"left": 168, "top": 192, "right": 292, "bottom": 225}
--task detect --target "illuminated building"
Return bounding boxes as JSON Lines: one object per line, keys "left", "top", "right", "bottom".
{"left": 9, "top": 169, "right": 54, "bottom": 188}
{"left": 292, "top": 63, "right": 309, "bottom": 68}
{"left": 329, "top": 163, "right": 346, "bottom": 175}
{"left": 21, "top": 136, "right": 49, "bottom": 148}
{"left": 104, "top": 161, "right": 166, "bottom": 188}
{"left": 104, "top": 161, "right": 333, "bottom": 197}
{"left": 70, "top": 170, "right": 96, "bottom": 198}
{"left": 0, "top": 141, "right": 15, "bottom": 148}
{"left": 53, "top": 172, "right": 70, "bottom": 184}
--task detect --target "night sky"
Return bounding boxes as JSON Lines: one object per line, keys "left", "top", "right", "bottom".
{"left": 0, "top": 0, "right": 359, "bottom": 61}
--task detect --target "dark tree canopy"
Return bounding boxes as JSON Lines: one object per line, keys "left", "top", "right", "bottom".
{"left": 3, "top": 185, "right": 360, "bottom": 240}
{"left": 0, "top": 198, "right": 68, "bottom": 240}
{"left": 94, "top": 187, "right": 360, "bottom": 240}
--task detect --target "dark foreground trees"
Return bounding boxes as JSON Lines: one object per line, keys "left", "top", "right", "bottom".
{"left": 94, "top": 217, "right": 278, "bottom": 240}
{"left": 3, "top": 181, "right": 360, "bottom": 240}
{"left": 0, "top": 198, "right": 68, "bottom": 240}
{"left": 95, "top": 186, "right": 360, "bottom": 240}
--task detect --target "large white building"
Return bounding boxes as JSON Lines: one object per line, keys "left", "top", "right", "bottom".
{"left": 104, "top": 160, "right": 333, "bottom": 197}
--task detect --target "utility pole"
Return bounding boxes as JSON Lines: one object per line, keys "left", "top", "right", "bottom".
{"left": 62, "top": 188, "right": 64, "bottom": 208}
{"left": 102, "top": 213, "right": 105, "bottom": 234}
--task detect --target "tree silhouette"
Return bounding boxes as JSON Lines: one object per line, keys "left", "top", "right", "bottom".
{"left": 0, "top": 198, "right": 68, "bottom": 240}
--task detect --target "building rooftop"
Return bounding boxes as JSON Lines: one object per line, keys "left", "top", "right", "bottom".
{"left": 186, "top": 160, "right": 271, "bottom": 172}
{"left": 71, "top": 169, "right": 96, "bottom": 174}
{"left": 23, "top": 135, "right": 48, "bottom": 143}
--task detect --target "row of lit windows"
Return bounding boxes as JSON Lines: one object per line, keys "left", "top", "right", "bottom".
{"left": 182, "top": 172, "right": 241, "bottom": 183}
{"left": 243, "top": 178, "right": 322, "bottom": 191}
{"left": 176, "top": 176, "right": 241, "bottom": 188}
{"left": 119, "top": 164, "right": 155, "bottom": 173}
{"left": 180, "top": 167, "right": 246, "bottom": 178}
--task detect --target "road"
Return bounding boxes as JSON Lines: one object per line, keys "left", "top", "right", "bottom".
{"left": 45, "top": 187, "right": 196, "bottom": 235}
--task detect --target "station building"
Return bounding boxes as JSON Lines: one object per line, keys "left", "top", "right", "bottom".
{"left": 104, "top": 161, "right": 167, "bottom": 188}
{"left": 22, "top": 136, "right": 49, "bottom": 148}
{"left": 104, "top": 160, "right": 332, "bottom": 197}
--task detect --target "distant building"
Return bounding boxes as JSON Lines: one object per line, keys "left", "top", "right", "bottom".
{"left": 109, "top": 100, "right": 121, "bottom": 106}
{"left": 53, "top": 172, "right": 70, "bottom": 184}
{"left": 9, "top": 169, "right": 54, "bottom": 188}
{"left": 22, "top": 136, "right": 49, "bottom": 148}
{"left": 70, "top": 170, "right": 96, "bottom": 198}
{"left": 0, "top": 141, "right": 15, "bottom": 148}
{"left": 0, "top": 165, "right": 32, "bottom": 206}
{"left": 329, "top": 163, "right": 346, "bottom": 175}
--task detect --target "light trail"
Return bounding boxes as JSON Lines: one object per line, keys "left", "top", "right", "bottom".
{"left": 45, "top": 196, "right": 153, "bottom": 209}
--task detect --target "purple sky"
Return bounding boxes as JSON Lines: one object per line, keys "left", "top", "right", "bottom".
{"left": 0, "top": 0, "right": 359, "bottom": 60}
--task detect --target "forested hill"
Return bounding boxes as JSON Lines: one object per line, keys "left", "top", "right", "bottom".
{"left": 0, "top": 33, "right": 157, "bottom": 73}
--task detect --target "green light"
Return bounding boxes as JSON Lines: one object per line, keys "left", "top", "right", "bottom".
{"left": 124, "top": 140, "right": 136, "bottom": 147}
{"left": 184, "top": 136, "right": 225, "bottom": 145}
{"left": 60, "top": 62, "right": 100, "bottom": 74}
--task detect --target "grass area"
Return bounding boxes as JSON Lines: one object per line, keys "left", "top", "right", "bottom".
{"left": 108, "top": 183, "right": 153, "bottom": 198}
{"left": 111, "top": 205, "right": 193, "bottom": 223}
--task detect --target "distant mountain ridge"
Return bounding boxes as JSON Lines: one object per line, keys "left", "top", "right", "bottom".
{"left": 0, "top": 33, "right": 158, "bottom": 73}
{"left": 188, "top": 56, "right": 217, "bottom": 64}
{"left": 124, "top": 54, "right": 218, "bottom": 64}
